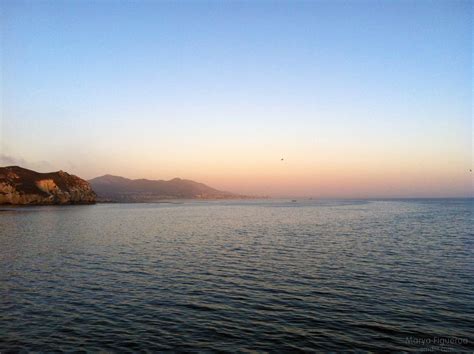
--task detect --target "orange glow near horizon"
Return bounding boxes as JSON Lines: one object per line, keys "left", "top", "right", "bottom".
{"left": 2, "top": 128, "right": 471, "bottom": 198}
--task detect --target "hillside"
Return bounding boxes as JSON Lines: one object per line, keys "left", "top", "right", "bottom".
{"left": 89, "top": 174, "right": 239, "bottom": 202}
{"left": 0, "top": 166, "right": 96, "bottom": 205}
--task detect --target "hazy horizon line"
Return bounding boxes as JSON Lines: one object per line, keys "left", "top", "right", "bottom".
{"left": 1, "top": 164, "right": 472, "bottom": 200}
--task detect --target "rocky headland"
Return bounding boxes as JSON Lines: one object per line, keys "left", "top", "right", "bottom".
{"left": 0, "top": 166, "right": 96, "bottom": 205}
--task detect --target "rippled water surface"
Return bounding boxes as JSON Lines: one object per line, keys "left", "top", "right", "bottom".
{"left": 1, "top": 199, "right": 473, "bottom": 351}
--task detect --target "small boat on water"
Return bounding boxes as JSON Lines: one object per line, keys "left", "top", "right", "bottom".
{"left": 291, "top": 200, "right": 297, "bottom": 202}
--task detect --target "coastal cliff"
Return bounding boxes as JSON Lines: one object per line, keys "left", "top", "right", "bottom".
{"left": 0, "top": 166, "right": 96, "bottom": 205}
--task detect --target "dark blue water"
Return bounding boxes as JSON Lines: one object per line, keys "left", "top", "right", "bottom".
{"left": 1, "top": 199, "right": 473, "bottom": 351}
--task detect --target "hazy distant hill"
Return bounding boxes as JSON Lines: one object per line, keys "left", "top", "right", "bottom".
{"left": 89, "top": 174, "right": 239, "bottom": 202}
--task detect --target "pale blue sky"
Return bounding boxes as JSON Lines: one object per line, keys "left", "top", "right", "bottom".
{"left": 0, "top": 0, "right": 472, "bottom": 197}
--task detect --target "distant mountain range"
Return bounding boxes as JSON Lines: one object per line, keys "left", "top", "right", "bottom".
{"left": 0, "top": 165, "right": 260, "bottom": 205}
{"left": 89, "top": 174, "right": 244, "bottom": 202}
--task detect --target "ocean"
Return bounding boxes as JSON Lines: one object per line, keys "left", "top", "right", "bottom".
{"left": 1, "top": 199, "right": 472, "bottom": 351}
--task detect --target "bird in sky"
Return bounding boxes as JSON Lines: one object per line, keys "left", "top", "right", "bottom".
{"left": 281, "top": 158, "right": 284, "bottom": 161}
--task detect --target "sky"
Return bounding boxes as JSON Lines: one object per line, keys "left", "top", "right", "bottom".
{"left": 0, "top": 0, "right": 472, "bottom": 197}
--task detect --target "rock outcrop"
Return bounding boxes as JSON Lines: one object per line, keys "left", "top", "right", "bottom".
{"left": 0, "top": 166, "right": 96, "bottom": 205}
